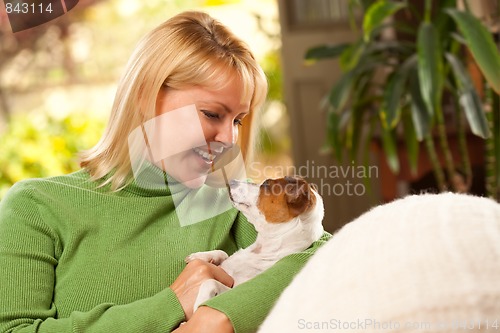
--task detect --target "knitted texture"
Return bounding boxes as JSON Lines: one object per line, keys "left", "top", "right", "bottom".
{"left": 258, "top": 192, "right": 500, "bottom": 333}
{"left": 0, "top": 167, "right": 331, "bottom": 333}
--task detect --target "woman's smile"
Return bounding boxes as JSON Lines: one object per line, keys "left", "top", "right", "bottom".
{"left": 192, "top": 147, "right": 216, "bottom": 165}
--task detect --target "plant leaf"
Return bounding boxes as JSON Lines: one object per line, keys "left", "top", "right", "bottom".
{"left": 326, "top": 110, "right": 343, "bottom": 161}
{"left": 445, "top": 52, "right": 490, "bottom": 138}
{"left": 408, "top": 66, "right": 431, "bottom": 141}
{"left": 434, "top": 0, "right": 458, "bottom": 50}
{"left": 381, "top": 125, "right": 400, "bottom": 173}
{"left": 304, "top": 43, "right": 350, "bottom": 61}
{"left": 445, "top": 8, "right": 500, "bottom": 94}
{"left": 363, "top": 0, "right": 406, "bottom": 42}
{"left": 361, "top": 116, "right": 378, "bottom": 193}
{"left": 340, "top": 40, "right": 365, "bottom": 71}
{"left": 417, "top": 21, "right": 444, "bottom": 118}
{"left": 358, "top": 0, "right": 375, "bottom": 12}
{"left": 491, "top": 93, "right": 500, "bottom": 189}
{"left": 382, "top": 54, "right": 417, "bottom": 128}
{"left": 328, "top": 70, "right": 355, "bottom": 111}
{"left": 402, "top": 108, "right": 419, "bottom": 175}
{"left": 365, "top": 39, "right": 415, "bottom": 58}
{"left": 347, "top": 105, "right": 367, "bottom": 160}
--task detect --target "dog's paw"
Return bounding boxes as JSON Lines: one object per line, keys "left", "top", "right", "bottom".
{"left": 193, "top": 279, "right": 231, "bottom": 311}
{"left": 185, "top": 250, "right": 229, "bottom": 265}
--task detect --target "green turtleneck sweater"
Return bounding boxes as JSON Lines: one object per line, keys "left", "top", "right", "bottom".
{"left": 0, "top": 167, "right": 330, "bottom": 333}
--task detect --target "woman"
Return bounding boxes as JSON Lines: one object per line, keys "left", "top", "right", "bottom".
{"left": 0, "top": 11, "right": 330, "bottom": 333}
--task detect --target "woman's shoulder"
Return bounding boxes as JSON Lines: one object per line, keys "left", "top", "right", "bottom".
{"left": 3, "top": 169, "right": 101, "bottom": 202}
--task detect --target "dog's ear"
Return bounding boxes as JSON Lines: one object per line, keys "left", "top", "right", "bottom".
{"left": 285, "top": 175, "right": 304, "bottom": 182}
{"left": 285, "top": 182, "right": 307, "bottom": 202}
{"left": 285, "top": 182, "right": 315, "bottom": 216}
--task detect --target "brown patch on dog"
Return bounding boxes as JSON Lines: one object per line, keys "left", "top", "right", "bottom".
{"left": 257, "top": 176, "right": 317, "bottom": 223}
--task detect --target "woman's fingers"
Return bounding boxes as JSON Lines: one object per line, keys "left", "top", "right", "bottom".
{"left": 203, "top": 261, "right": 233, "bottom": 288}
{"left": 170, "top": 259, "right": 234, "bottom": 320}
{"left": 184, "top": 259, "right": 234, "bottom": 287}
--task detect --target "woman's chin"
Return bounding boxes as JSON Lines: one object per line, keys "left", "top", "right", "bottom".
{"left": 181, "top": 174, "right": 208, "bottom": 189}
{"left": 161, "top": 165, "right": 210, "bottom": 189}
{"left": 158, "top": 151, "right": 213, "bottom": 188}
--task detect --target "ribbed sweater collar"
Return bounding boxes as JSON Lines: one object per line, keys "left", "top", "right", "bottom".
{"left": 121, "top": 161, "right": 230, "bottom": 201}
{"left": 122, "top": 161, "right": 188, "bottom": 197}
{"left": 119, "top": 161, "right": 234, "bottom": 226}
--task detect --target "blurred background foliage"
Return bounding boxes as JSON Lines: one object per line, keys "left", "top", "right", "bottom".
{"left": 0, "top": 0, "right": 287, "bottom": 198}
{"left": 0, "top": 112, "right": 106, "bottom": 197}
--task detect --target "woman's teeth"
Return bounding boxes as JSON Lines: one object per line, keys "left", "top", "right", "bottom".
{"left": 193, "top": 147, "right": 216, "bottom": 163}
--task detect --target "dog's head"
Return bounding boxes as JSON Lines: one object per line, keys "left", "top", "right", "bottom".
{"left": 229, "top": 176, "right": 324, "bottom": 234}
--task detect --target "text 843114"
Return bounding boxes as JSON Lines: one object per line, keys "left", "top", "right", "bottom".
{"left": 6, "top": 2, "right": 53, "bottom": 14}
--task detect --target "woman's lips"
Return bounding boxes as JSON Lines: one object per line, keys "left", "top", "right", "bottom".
{"left": 192, "top": 147, "right": 216, "bottom": 165}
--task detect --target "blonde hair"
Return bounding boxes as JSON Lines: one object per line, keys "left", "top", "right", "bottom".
{"left": 80, "top": 11, "right": 268, "bottom": 190}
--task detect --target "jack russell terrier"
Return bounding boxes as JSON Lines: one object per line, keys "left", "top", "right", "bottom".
{"left": 185, "top": 176, "right": 324, "bottom": 311}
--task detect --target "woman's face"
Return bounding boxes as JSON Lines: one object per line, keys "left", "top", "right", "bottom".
{"left": 153, "top": 75, "right": 251, "bottom": 188}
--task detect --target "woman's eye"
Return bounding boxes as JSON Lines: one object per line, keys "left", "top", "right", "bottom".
{"left": 201, "top": 110, "right": 219, "bottom": 120}
{"left": 201, "top": 110, "right": 243, "bottom": 126}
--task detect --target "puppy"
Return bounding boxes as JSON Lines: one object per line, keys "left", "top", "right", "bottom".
{"left": 185, "top": 176, "right": 324, "bottom": 311}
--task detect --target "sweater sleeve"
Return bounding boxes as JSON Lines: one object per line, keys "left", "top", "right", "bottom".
{"left": 0, "top": 182, "right": 185, "bottom": 333}
{"left": 203, "top": 212, "right": 332, "bottom": 333}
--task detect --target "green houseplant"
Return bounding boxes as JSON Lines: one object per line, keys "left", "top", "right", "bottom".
{"left": 306, "top": 0, "right": 500, "bottom": 199}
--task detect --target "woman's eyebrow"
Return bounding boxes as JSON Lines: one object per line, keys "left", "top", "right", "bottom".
{"left": 216, "top": 102, "right": 231, "bottom": 113}
{"left": 202, "top": 101, "right": 249, "bottom": 114}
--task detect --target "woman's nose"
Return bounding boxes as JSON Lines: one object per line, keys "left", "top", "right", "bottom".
{"left": 214, "top": 122, "right": 237, "bottom": 147}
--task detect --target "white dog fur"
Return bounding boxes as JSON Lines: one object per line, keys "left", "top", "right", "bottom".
{"left": 186, "top": 177, "right": 324, "bottom": 311}
{"left": 258, "top": 192, "right": 500, "bottom": 333}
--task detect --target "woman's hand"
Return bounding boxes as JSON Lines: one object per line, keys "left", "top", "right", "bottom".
{"left": 170, "top": 259, "right": 234, "bottom": 320}
{"left": 173, "top": 306, "right": 234, "bottom": 333}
